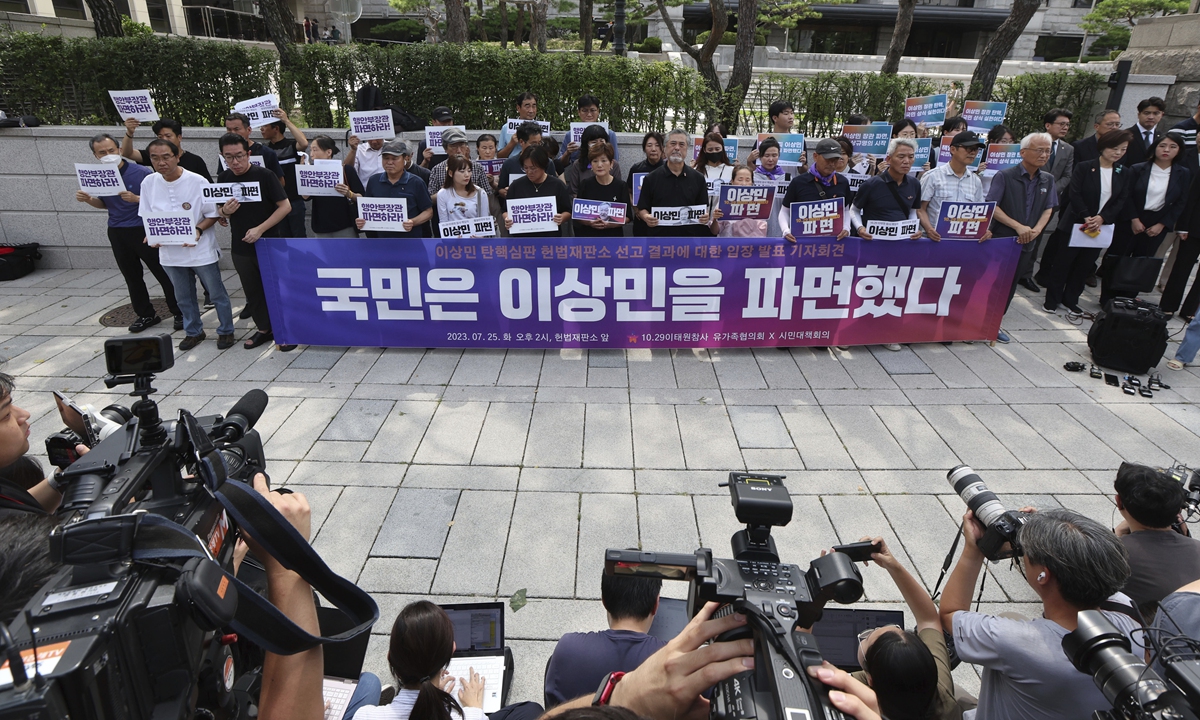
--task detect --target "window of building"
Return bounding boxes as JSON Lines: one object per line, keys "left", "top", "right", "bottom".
{"left": 796, "top": 24, "right": 875, "bottom": 54}
{"left": 1034, "top": 34, "right": 1082, "bottom": 61}
{"left": 51, "top": 0, "right": 86, "bottom": 19}
{"left": 0, "top": 0, "right": 29, "bottom": 11}
{"left": 145, "top": 0, "right": 171, "bottom": 31}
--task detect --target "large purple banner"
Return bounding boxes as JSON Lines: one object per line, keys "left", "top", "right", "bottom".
{"left": 256, "top": 236, "right": 1021, "bottom": 348}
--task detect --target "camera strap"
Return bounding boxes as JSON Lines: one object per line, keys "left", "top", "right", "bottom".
{"left": 126, "top": 479, "right": 379, "bottom": 656}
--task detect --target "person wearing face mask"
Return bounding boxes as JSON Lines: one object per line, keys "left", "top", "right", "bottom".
{"left": 692, "top": 131, "right": 734, "bottom": 190}
{"left": 627, "top": 132, "right": 664, "bottom": 236}
{"left": 75, "top": 133, "right": 183, "bottom": 334}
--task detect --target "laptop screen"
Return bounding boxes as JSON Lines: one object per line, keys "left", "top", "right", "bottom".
{"left": 442, "top": 603, "right": 504, "bottom": 653}
{"left": 809, "top": 608, "right": 907, "bottom": 670}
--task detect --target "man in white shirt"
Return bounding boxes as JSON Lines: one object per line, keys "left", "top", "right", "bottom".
{"left": 917, "top": 131, "right": 988, "bottom": 241}
{"left": 346, "top": 134, "right": 386, "bottom": 188}
{"left": 138, "top": 139, "right": 235, "bottom": 351}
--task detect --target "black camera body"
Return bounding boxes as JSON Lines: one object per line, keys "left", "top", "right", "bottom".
{"left": 1163, "top": 464, "right": 1200, "bottom": 519}
{"left": 977, "top": 510, "right": 1028, "bottom": 562}
{"left": 605, "top": 473, "right": 864, "bottom": 720}
{"left": 0, "top": 335, "right": 268, "bottom": 720}
{"left": 947, "top": 465, "right": 1027, "bottom": 561}
{"left": 1063, "top": 610, "right": 1200, "bottom": 720}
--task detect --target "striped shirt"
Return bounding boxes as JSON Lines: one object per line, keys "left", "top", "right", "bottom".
{"left": 919, "top": 161, "right": 984, "bottom": 233}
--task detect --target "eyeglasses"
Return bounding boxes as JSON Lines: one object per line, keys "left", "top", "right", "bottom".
{"left": 1026, "top": 147, "right": 1052, "bottom": 155}
{"left": 1051, "top": 121, "right": 1071, "bottom": 127}
{"left": 222, "top": 152, "right": 248, "bottom": 162}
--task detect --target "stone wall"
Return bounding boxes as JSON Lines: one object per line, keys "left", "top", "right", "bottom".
{"left": 0, "top": 126, "right": 660, "bottom": 270}
{"left": 1121, "top": 14, "right": 1200, "bottom": 127}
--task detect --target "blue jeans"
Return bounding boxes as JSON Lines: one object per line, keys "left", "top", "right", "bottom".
{"left": 1176, "top": 314, "right": 1200, "bottom": 364}
{"left": 344, "top": 672, "right": 382, "bottom": 720}
{"left": 163, "top": 263, "right": 234, "bottom": 337}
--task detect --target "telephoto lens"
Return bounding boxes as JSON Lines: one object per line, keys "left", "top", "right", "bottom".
{"left": 947, "top": 465, "right": 1007, "bottom": 527}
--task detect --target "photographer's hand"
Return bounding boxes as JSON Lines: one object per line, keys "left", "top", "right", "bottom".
{"left": 862, "top": 535, "right": 940, "bottom": 631}
{"left": 806, "top": 663, "right": 882, "bottom": 720}
{"left": 939, "top": 510, "right": 987, "bottom": 635}
{"left": 248, "top": 473, "right": 323, "bottom": 720}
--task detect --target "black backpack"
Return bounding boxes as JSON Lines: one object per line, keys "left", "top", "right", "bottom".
{"left": 0, "top": 243, "right": 41, "bottom": 281}
{"left": 1087, "top": 297, "right": 1169, "bottom": 374}
{"left": 0, "top": 114, "right": 41, "bottom": 128}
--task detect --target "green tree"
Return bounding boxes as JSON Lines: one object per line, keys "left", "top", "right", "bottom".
{"left": 84, "top": 0, "right": 124, "bottom": 36}
{"left": 1082, "top": 0, "right": 1188, "bottom": 37}
{"left": 389, "top": 0, "right": 445, "bottom": 41}
{"left": 967, "top": 0, "right": 1040, "bottom": 100}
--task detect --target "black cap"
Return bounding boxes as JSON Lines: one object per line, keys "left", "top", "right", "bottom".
{"left": 950, "top": 131, "right": 985, "bottom": 149}
{"left": 431, "top": 106, "right": 453, "bottom": 122}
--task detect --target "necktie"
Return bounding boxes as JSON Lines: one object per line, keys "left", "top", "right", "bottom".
{"left": 1146, "top": 130, "right": 1152, "bottom": 145}
{"left": 1049, "top": 142, "right": 1057, "bottom": 169}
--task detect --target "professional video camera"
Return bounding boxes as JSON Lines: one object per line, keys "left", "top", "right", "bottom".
{"left": 604, "top": 472, "right": 865, "bottom": 720}
{"left": 947, "top": 465, "right": 1027, "bottom": 562}
{"left": 0, "top": 335, "right": 377, "bottom": 720}
{"left": 1063, "top": 609, "right": 1200, "bottom": 720}
{"left": 1161, "top": 463, "right": 1200, "bottom": 522}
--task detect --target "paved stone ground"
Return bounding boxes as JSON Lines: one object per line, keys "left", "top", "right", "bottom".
{"left": 5, "top": 266, "right": 1200, "bottom": 705}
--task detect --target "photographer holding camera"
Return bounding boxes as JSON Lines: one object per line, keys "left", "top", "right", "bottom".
{"left": 1113, "top": 462, "right": 1200, "bottom": 617}
{"left": 939, "top": 507, "right": 1141, "bottom": 719}
{"left": 0, "top": 372, "right": 70, "bottom": 517}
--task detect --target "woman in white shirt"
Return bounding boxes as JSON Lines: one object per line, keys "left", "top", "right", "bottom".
{"left": 692, "top": 131, "right": 734, "bottom": 199}
{"left": 435, "top": 155, "right": 490, "bottom": 237}
{"left": 353, "top": 601, "right": 486, "bottom": 720}
{"left": 1101, "top": 131, "right": 1192, "bottom": 304}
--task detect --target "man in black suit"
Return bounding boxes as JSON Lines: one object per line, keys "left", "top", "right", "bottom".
{"left": 1074, "top": 110, "right": 1122, "bottom": 164}
{"left": 1121, "top": 97, "right": 1166, "bottom": 167}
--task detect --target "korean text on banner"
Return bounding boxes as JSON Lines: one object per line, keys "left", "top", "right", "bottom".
{"left": 651, "top": 206, "right": 707, "bottom": 227}
{"left": 840, "top": 125, "right": 891, "bottom": 156}
{"left": 790, "top": 198, "right": 844, "bottom": 239}
{"left": 440, "top": 217, "right": 498, "bottom": 239}
{"left": 108, "top": 90, "right": 158, "bottom": 122}
{"left": 508, "top": 197, "right": 559, "bottom": 234}
{"left": 478, "top": 160, "right": 505, "bottom": 177}
{"left": 75, "top": 163, "right": 126, "bottom": 197}
{"left": 904, "top": 94, "right": 948, "bottom": 125}
{"left": 934, "top": 202, "right": 995, "bottom": 241}
{"left": 570, "top": 121, "right": 609, "bottom": 144}
{"left": 913, "top": 138, "right": 932, "bottom": 167}
{"left": 257, "top": 235, "right": 1022, "bottom": 349}
{"left": 866, "top": 219, "right": 920, "bottom": 239}
{"left": 962, "top": 101, "right": 1008, "bottom": 134}
{"left": 296, "top": 166, "right": 344, "bottom": 197}
{"left": 758, "top": 133, "right": 806, "bottom": 166}
{"left": 349, "top": 111, "right": 396, "bottom": 141}
{"left": 202, "top": 182, "right": 262, "bottom": 203}
{"left": 506, "top": 119, "right": 552, "bottom": 135}
{"left": 573, "top": 199, "right": 627, "bottom": 224}
{"left": 142, "top": 212, "right": 197, "bottom": 246}
{"left": 718, "top": 185, "right": 775, "bottom": 221}
{"left": 693, "top": 137, "right": 739, "bottom": 164}
{"left": 982, "top": 144, "right": 1022, "bottom": 177}
{"left": 358, "top": 197, "right": 409, "bottom": 232}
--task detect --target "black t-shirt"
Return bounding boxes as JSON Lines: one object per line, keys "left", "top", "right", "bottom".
{"left": 267, "top": 138, "right": 302, "bottom": 201}
{"left": 627, "top": 159, "right": 663, "bottom": 235}
{"left": 1121, "top": 530, "right": 1200, "bottom": 615}
{"left": 135, "top": 148, "right": 213, "bottom": 182}
{"left": 781, "top": 171, "right": 851, "bottom": 206}
{"left": 311, "top": 167, "right": 364, "bottom": 234}
{"left": 505, "top": 174, "right": 572, "bottom": 238}
{"left": 216, "top": 164, "right": 290, "bottom": 254}
{"left": 216, "top": 142, "right": 285, "bottom": 180}
{"left": 636, "top": 163, "right": 709, "bottom": 237}
{"left": 574, "top": 176, "right": 629, "bottom": 237}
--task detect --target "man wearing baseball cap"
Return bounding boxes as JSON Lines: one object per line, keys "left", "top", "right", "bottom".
{"left": 917, "top": 130, "right": 988, "bottom": 242}
{"left": 779, "top": 138, "right": 852, "bottom": 242}
{"left": 355, "top": 140, "right": 434, "bottom": 238}
{"left": 418, "top": 106, "right": 458, "bottom": 168}
{"left": 427, "top": 127, "right": 495, "bottom": 201}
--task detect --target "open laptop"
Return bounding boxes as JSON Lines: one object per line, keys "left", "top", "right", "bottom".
{"left": 442, "top": 601, "right": 506, "bottom": 713}
{"left": 809, "top": 607, "right": 907, "bottom": 671}
{"left": 319, "top": 605, "right": 371, "bottom": 720}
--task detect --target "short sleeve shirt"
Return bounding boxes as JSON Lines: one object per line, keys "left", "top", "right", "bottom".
{"left": 952, "top": 603, "right": 1144, "bottom": 720}
{"left": 920, "top": 161, "right": 985, "bottom": 229}
{"left": 101, "top": 160, "right": 153, "bottom": 228}
{"left": 363, "top": 170, "right": 433, "bottom": 238}
{"left": 215, "top": 164, "right": 289, "bottom": 253}
{"left": 853, "top": 171, "right": 922, "bottom": 223}
{"left": 636, "top": 163, "right": 709, "bottom": 237}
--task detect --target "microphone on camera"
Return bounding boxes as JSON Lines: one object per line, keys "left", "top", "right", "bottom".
{"left": 219, "top": 390, "right": 269, "bottom": 442}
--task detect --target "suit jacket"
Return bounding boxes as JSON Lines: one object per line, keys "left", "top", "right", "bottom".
{"left": 1048, "top": 139, "right": 1074, "bottom": 202}
{"left": 1120, "top": 125, "right": 1161, "bottom": 167}
{"left": 1073, "top": 135, "right": 1099, "bottom": 165}
{"left": 1065, "top": 158, "right": 1130, "bottom": 226}
{"left": 1124, "top": 161, "right": 1193, "bottom": 230}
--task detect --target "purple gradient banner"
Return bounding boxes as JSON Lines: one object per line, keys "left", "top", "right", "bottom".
{"left": 257, "top": 236, "right": 1022, "bottom": 348}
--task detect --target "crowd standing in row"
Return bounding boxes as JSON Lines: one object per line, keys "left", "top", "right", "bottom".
{"left": 80, "top": 92, "right": 1200, "bottom": 360}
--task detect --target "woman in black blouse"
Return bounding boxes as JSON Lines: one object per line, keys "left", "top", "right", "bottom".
{"left": 573, "top": 141, "right": 628, "bottom": 238}
{"left": 306, "top": 135, "right": 363, "bottom": 238}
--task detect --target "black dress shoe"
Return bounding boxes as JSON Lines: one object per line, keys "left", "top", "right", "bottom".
{"left": 277, "top": 344, "right": 297, "bottom": 352}
{"left": 1018, "top": 277, "right": 1040, "bottom": 292}
{"left": 243, "top": 330, "right": 274, "bottom": 349}
{"left": 1084, "top": 274, "right": 1099, "bottom": 288}
{"left": 128, "top": 315, "right": 161, "bottom": 333}
{"left": 173, "top": 314, "right": 184, "bottom": 332}
{"left": 238, "top": 307, "right": 252, "bottom": 320}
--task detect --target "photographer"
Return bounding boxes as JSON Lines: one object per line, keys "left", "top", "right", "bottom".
{"left": 0, "top": 372, "right": 67, "bottom": 516}
{"left": 850, "top": 537, "right": 964, "bottom": 720}
{"left": 939, "top": 508, "right": 1141, "bottom": 719}
{"left": 1113, "top": 462, "right": 1200, "bottom": 617}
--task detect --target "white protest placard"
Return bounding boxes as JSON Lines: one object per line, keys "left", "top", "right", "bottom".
{"left": 508, "top": 197, "right": 558, "bottom": 234}
{"left": 243, "top": 107, "right": 278, "bottom": 129}
{"left": 233, "top": 94, "right": 279, "bottom": 128}
{"left": 312, "top": 158, "right": 342, "bottom": 169}
{"left": 425, "top": 125, "right": 467, "bottom": 155}
{"left": 75, "top": 163, "right": 126, "bottom": 197}
{"left": 358, "top": 197, "right": 409, "bottom": 232}
{"left": 1068, "top": 224, "right": 1114, "bottom": 249}
{"left": 706, "top": 178, "right": 723, "bottom": 197}
{"left": 506, "top": 118, "right": 552, "bottom": 135}
{"left": 296, "top": 165, "right": 343, "bottom": 197}
{"left": 349, "top": 110, "right": 396, "bottom": 141}
{"left": 439, "top": 216, "right": 498, "bottom": 239}
{"left": 570, "top": 121, "right": 609, "bottom": 145}
{"left": 108, "top": 90, "right": 158, "bottom": 122}
{"left": 651, "top": 205, "right": 707, "bottom": 227}
{"left": 142, "top": 212, "right": 197, "bottom": 246}
{"left": 202, "top": 182, "right": 262, "bottom": 204}
{"left": 865, "top": 219, "right": 920, "bottom": 240}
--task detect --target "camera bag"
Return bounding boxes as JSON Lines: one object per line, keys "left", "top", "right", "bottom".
{"left": 0, "top": 243, "right": 41, "bottom": 281}
{"left": 1087, "top": 297, "right": 1169, "bottom": 375}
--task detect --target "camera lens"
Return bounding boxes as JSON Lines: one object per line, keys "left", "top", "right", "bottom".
{"left": 1063, "top": 610, "right": 1165, "bottom": 711}
{"left": 947, "top": 465, "right": 1007, "bottom": 527}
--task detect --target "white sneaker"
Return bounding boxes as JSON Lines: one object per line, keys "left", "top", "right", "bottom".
{"left": 884, "top": 343, "right": 902, "bottom": 351}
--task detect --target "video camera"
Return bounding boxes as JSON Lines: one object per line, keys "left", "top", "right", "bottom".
{"left": 605, "top": 473, "right": 865, "bottom": 720}
{"left": 947, "top": 465, "right": 1027, "bottom": 562}
{"left": 1162, "top": 463, "right": 1200, "bottom": 522}
{"left": 0, "top": 335, "right": 290, "bottom": 720}
{"left": 1063, "top": 609, "right": 1200, "bottom": 720}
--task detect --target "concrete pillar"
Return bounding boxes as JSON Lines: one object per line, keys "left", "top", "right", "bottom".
{"left": 25, "top": 0, "right": 57, "bottom": 19}
{"left": 164, "top": 0, "right": 188, "bottom": 34}
{"left": 125, "top": 0, "right": 154, "bottom": 26}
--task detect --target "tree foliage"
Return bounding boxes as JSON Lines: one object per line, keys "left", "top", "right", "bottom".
{"left": 1081, "top": 0, "right": 1187, "bottom": 35}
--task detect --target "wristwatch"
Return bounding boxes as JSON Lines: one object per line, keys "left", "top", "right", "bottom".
{"left": 591, "top": 671, "right": 625, "bottom": 706}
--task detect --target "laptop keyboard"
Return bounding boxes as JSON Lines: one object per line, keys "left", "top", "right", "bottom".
{"left": 323, "top": 677, "right": 357, "bottom": 720}
{"left": 447, "top": 655, "right": 504, "bottom": 713}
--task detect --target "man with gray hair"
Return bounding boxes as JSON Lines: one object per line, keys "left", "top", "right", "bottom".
{"left": 849, "top": 137, "right": 922, "bottom": 242}
{"left": 635, "top": 129, "right": 709, "bottom": 237}
{"left": 74, "top": 132, "right": 182, "bottom": 334}
{"left": 940, "top": 506, "right": 1141, "bottom": 720}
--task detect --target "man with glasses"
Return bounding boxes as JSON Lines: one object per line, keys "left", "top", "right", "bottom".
{"left": 987, "top": 132, "right": 1058, "bottom": 336}
{"left": 75, "top": 133, "right": 183, "bottom": 334}
{"left": 559, "top": 94, "right": 620, "bottom": 165}
{"left": 917, "top": 131, "right": 989, "bottom": 242}
{"left": 635, "top": 129, "right": 709, "bottom": 237}
{"left": 220, "top": 113, "right": 284, "bottom": 183}
{"left": 1073, "top": 109, "right": 1121, "bottom": 165}
{"left": 498, "top": 121, "right": 544, "bottom": 201}
{"left": 1027, "top": 109, "right": 1075, "bottom": 291}
{"left": 427, "top": 128, "right": 495, "bottom": 202}
{"left": 214, "top": 133, "right": 294, "bottom": 352}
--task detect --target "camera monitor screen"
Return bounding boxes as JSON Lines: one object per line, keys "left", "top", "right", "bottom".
{"left": 104, "top": 336, "right": 173, "bottom": 375}
{"left": 809, "top": 608, "right": 906, "bottom": 670}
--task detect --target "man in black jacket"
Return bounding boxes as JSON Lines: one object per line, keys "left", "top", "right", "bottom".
{"left": 780, "top": 138, "right": 850, "bottom": 241}
{"left": 1073, "top": 109, "right": 1122, "bottom": 164}
{"left": 1121, "top": 97, "right": 1165, "bottom": 167}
